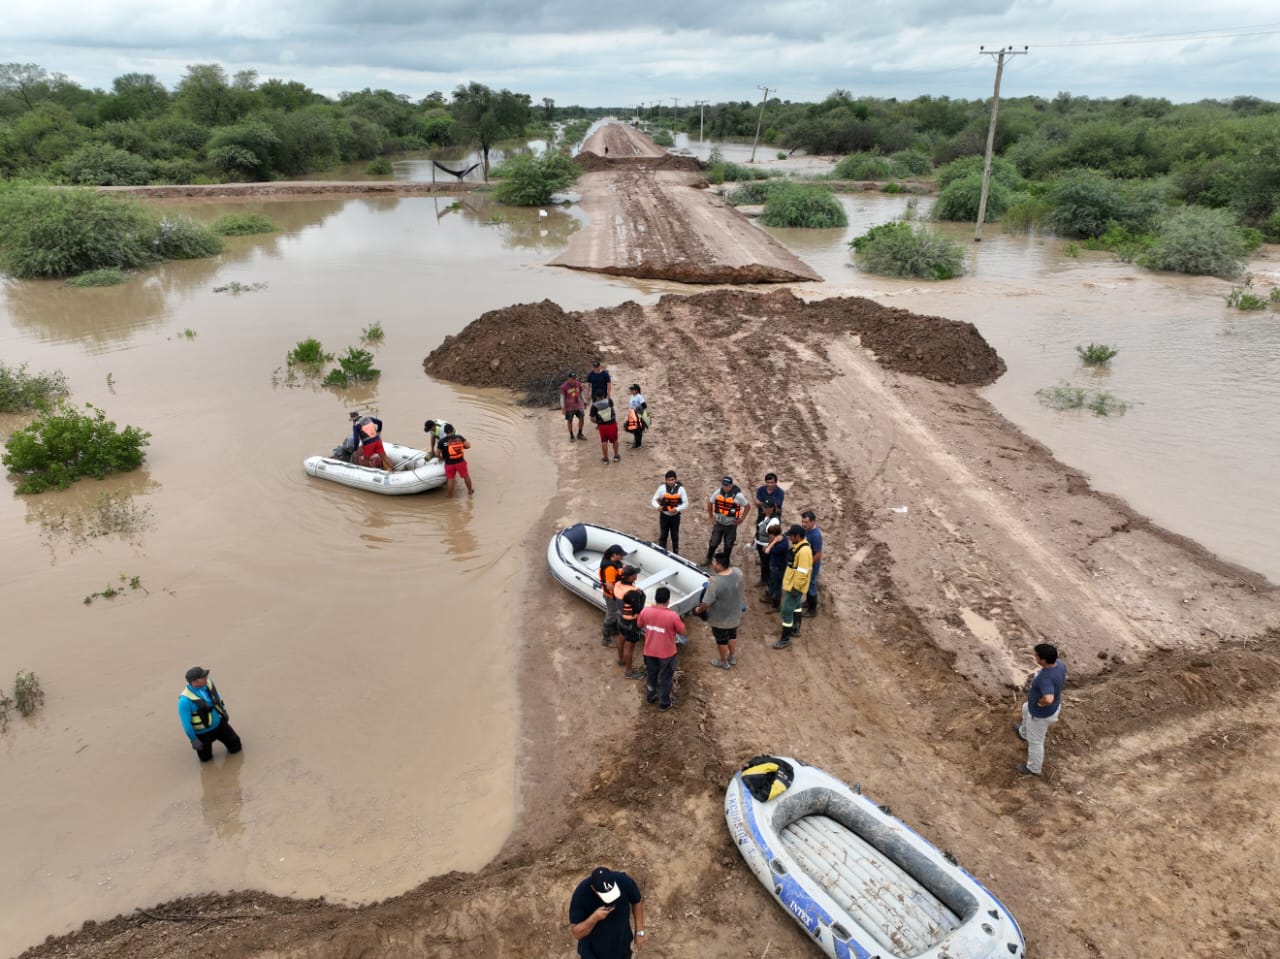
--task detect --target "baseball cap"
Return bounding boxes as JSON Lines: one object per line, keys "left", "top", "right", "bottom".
{"left": 721, "top": 475, "right": 734, "bottom": 485}
{"left": 767, "top": 519, "right": 781, "bottom": 530}
{"left": 787, "top": 523, "right": 806, "bottom": 536}
{"left": 590, "top": 867, "right": 622, "bottom": 904}
{"left": 185, "top": 666, "right": 209, "bottom": 682}
{"left": 592, "top": 359, "right": 602, "bottom": 367}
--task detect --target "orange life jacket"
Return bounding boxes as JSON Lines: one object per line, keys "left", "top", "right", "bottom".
{"left": 713, "top": 486, "right": 743, "bottom": 518}
{"left": 625, "top": 408, "right": 641, "bottom": 431}
{"left": 659, "top": 483, "right": 683, "bottom": 513}
{"left": 442, "top": 437, "right": 467, "bottom": 462}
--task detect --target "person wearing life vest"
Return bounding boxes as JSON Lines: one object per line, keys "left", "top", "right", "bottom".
{"left": 754, "top": 500, "right": 780, "bottom": 588}
{"left": 774, "top": 524, "right": 813, "bottom": 650}
{"left": 616, "top": 566, "right": 647, "bottom": 680}
{"left": 589, "top": 396, "right": 620, "bottom": 464}
{"left": 423, "top": 418, "right": 447, "bottom": 458}
{"left": 650, "top": 469, "right": 689, "bottom": 553}
{"left": 624, "top": 384, "right": 647, "bottom": 449}
{"left": 350, "top": 411, "right": 388, "bottom": 469}
{"left": 598, "top": 545, "right": 626, "bottom": 648}
{"left": 438, "top": 423, "right": 474, "bottom": 497}
{"left": 703, "top": 475, "right": 750, "bottom": 567}
{"left": 178, "top": 666, "right": 242, "bottom": 763}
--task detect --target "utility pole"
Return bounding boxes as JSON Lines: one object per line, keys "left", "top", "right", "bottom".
{"left": 749, "top": 85, "right": 773, "bottom": 163}
{"left": 671, "top": 97, "right": 680, "bottom": 129}
{"left": 695, "top": 100, "right": 709, "bottom": 141}
{"left": 974, "top": 45, "right": 1027, "bottom": 241}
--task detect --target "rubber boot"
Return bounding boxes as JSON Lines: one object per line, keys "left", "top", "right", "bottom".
{"left": 792, "top": 612, "right": 803, "bottom": 636}
{"left": 773, "top": 624, "right": 793, "bottom": 649}
{"left": 806, "top": 593, "right": 817, "bottom": 616}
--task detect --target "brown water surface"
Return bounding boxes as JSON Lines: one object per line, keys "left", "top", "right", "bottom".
{"left": 0, "top": 195, "right": 639, "bottom": 954}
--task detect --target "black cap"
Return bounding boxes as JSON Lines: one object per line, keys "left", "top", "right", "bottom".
{"left": 630, "top": 383, "right": 640, "bottom": 391}
{"left": 622, "top": 565, "right": 640, "bottom": 578}
{"left": 590, "top": 867, "right": 622, "bottom": 903}
{"left": 185, "top": 666, "right": 209, "bottom": 683}
{"left": 787, "top": 523, "right": 806, "bottom": 537}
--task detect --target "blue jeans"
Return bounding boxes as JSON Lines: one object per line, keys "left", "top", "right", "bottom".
{"left": 645, "top": 654, "right": 676, "bottom": 707}
{"left": 807, "top": 562, "right": 821, "bottom": 598}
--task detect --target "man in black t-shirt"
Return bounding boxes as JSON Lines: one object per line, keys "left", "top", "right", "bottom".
{"left": 568, "top": 866, "right": 645, "bottom": 958}
{"left": 586, "top": 358, "right": 612, "bottom": 402}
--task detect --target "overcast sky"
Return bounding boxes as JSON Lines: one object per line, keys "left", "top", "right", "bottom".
{"left": 3, "top": 2, "right": 1278, "bottom": 107}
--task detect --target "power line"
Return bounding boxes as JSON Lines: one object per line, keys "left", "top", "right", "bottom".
{"left": 1029, "top": 22, "right": 1280, "bottom": 48}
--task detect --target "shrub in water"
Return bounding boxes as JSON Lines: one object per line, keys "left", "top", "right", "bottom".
{"left": 726, "top": 180, "right": 789, "bottom": 205}
{"left": 0, "top": 362, "right": 68, "bottom": 412}
{"left": 890, "top": 149, "right": 932, "bottom": 177}
{"left": 493, "top": 151, "right": 581, "bottom": 206}
{"left": 761, "top": 183, "right": 848, "bottom": 228}
{"left": 705, "top": 160, "right": 775, "bottom": 185}
{"left": 1001, "top": 194, "right": 1052, "bottom": 232}
{"left": 322, "top": 347, "right": 381, "bottom": 387}
{"left": 2, "top": 401, "right": 150, "bottom": 493}
{"left": 361, "top": 321, "right": 385, "bottom": 342}
{"left": 366, "top": 156, "right": 393, "bottom": 175}
{"left": 152, "top": 216, "right": 223, "bottom": 260}
{"left": 935, "top": 156, "right": 1021, "bottom": 192}
{"left": 1077, "top": 343, "right": 1119, "bottom": 365}
{"left": 287, "top": 338, "right": 333, "bottom": 367}
{"left": 1036, "top": 381, "right": 1131, "bottom": 416}
{"left": 66, "top": 268, "right": 129, "bottom": 287}
{"left": 0, "top": 187, "right": 158, "bottom": 278}
{"left": 652, "top": 130, "right": 674, "bottom": 147}
{"left": 1140, "top": 206, "right": 1249, "bottom": 279}
{"left": 850, "top": 221, "right": 966, "bottom": 279}
{"left": 13, "top": 671, "right": 44, "bottom": 717}
{"left": 56, "top": 144, "right": 152, "bottom": 186}
{"left": 210, "top": 213, "right": 278, "bottom": 236}
{"left": 834, "top": 152, "right": 893, "bottom": 180}
{"left": 1044, "top": 169, "right": 1165, "bottom": 239}
{"left": 933, "top": 173, "right": 1011, "bottom": 222}
{"left": 1225, "top": 276, "right": 1269, "bottom": 310}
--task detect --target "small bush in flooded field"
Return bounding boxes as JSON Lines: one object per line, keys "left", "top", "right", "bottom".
{"left": 1140, "top": 206, "right": 1248, "bottom": 278}
{"left": 1225, "top": 277, "right": 1269, "bottom": 310}
{"left": 1063, "top": 243, "right": 1080, "bottom": 258}
{"left": 492, "top": 151, "right": 581, "bottom": 206}
{"left": 13, "top": 671, "right": 44, "bottom": 717}
{"left": 0, "top": 362, "right": 68, "bottom": 412}
{"left": 777, "top": 152, "right": 788, "bottom": 161}
{"left": 1036, "top": 381, "right": 1132, "bottom": 416}
{"left": 761, "top": 183, "right": 847, "bottom": 228}
{"left": 66, "top": 268, "right": 129, "bottom": 287}
{"left": 2, "top": 401, "right": 150, "bottom": 493}
{"left": 322, "top": 347, "right": 381, "bottom": 387}
{"left": 705, "top": 159, "right": 777, "bottom": 185}
{"left": 726, "top": 179, "right": 788, "bottom": 205}
{"left": 152, "top": 216, "right": 223, "bottom": 260}
{"left": 361, "top": 321, "right": 385, "bottom": 343}
{"left": 287, "top": 338, "right": 333, "bottom": 367}
{"left": 366, "top": 156, "right": 393, "bottom": 175}
{"left": 652, "top": 130, "right": 674, "bottom": 147}
{"left": 213, "top": 280, "right": 268, "bottom": 294}
{"left": 1077, "top": 343, "right": 1119, "bottom": 365}
{"left": 850, "top": 221, "right": 966, "bottom": 279}
{"left": 84, "top": 572, "right": 146, "bottom": 605}
{"left": 0, "top": 186, "right": 159, "bottom": 278}
{"left": 211, "top": 213, "right": 278, "bottom": 236}
{"left": 834, "top": 152, "right": 893, "bottom": 180}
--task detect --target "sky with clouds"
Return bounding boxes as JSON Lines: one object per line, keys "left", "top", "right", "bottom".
{"left": 3, "top": 1, "right": 1278, "bottom": 106}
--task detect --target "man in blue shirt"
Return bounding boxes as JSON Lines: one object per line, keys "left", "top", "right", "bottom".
{"left": 800, "top": 510, "right": 823, "bottom": 616}
{"left": 568, "top": 866, "right": 646, "bottom": 958}
{"left": 1015, "top": 643, "right": 1066, "bottom": 776}
{"left": 178, "top": 667, "right": 242, "bottom": 763}
{"left": 586, "top": 359, "right": 612, "bottom": 402}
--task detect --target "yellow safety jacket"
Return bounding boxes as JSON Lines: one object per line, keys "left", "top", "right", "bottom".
{"left": 782, "top": 541, "right": 813, "bottom": 594}
{"left": 181, "top": 686, "right": 225, "bottom": 732}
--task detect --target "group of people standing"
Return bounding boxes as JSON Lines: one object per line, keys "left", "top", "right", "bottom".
{"left": 561, "top": 362, "right": 649, "bottom": 464}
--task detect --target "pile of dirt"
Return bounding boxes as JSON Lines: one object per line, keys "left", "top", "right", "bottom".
{"left": 421, "top": 299, "right": 603, "bottom": 405}
{"left": 574, "top": 152, "right": 705, "bottom": 173}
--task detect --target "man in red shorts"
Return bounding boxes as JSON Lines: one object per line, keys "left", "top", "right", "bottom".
{"left": 353, "top": 415, "right": 388, "bottom": 469}
{"left": 438, "top": 423, "right": 474, "bottom": 496}
{"left": 589, "top": 397, "right": 621, "bottom": 464}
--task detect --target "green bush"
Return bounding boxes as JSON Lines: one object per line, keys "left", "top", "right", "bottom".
{"left": 652, "top": 130, "right": 674, "bottom": 147}
{"left": 726, "top": 180, "right": 789, "bottom": 205}
{"left": 760, "top": 183, "right": 847, "bottom": 228}
{"left": 361, "top": 321, "right": 385, "bottom": 343}
{"left": 1001, "top": 193, "right": 1052, "bottom": 232}
{"left": 152, "top": 216, "right": 223, "bottom": 259}
{"left": 933, "top": 173, "right": 1011, "bottom": 221}
{"left": 493, "top": 151, "right": 581, "bottom": 206}
{"left": 1082, "top": 224, "right": 1156, "bottom": 262}
{"left": 322, "top": 347, "right": 381, "bottom": 387}
{"left": 890, "top": 149, "right": 932, "bottom": 177}
{"left": 1077, "top": 343, "right": 1119, "bottom": 365}
{"left": 366, "top": 156, "right": 393, "bottom": 175}
{"left": 0, "top": 187, "right": 159, "bottom": 278}
{"left": 2, "top": 401, "right": 150, "bottom": 493}
{"left": 0, "top": 362, "right": 68, "bottom": 412}
{"left": 1139, "top": 206, "right": 1248, "bottom": 278}
{"left": 66, "top": 268, "right": 129, "bottom": 287}
{"left": 210, "top": 213, "right": 278, "bottom": 236}
{"left": 1044, "top": 170, "right": 1166, "bottom": 239}
{"left": 57, "top": 144, "right": 152, "bottom": 186}
{"left": 935, "top": 155, "right": 1021, "bottom": 191}
{"left": 834, "top": 152, "right": 893, "bottom": 179}
{"left": 1224, "top": 276, "right": 1269, "bottom": 310}
{"left": 1036, "top": 381, "right": 1132, "bottom": 416}
{"left": 13, "top": 671, "right": 44, "bottom": 717}
{"left": 287, "top": 338, "right": 333, "bottom": 366}
{"left": 850, "top": 220, "right": 966, "bottom": 279}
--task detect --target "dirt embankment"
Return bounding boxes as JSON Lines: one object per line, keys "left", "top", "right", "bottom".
{"left": 98, "top": 181, "right": 480, "bottom": 199}
{"left": 31, "top": 284, "right": 1280, "bottom": 959}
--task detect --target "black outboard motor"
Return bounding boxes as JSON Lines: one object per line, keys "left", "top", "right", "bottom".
{"left": 332, "top": 435, "right": 357, "bottom": 462}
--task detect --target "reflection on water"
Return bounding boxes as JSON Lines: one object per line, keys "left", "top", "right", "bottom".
{"left": 201, "top": 752, "right": 246, "bottom": 839}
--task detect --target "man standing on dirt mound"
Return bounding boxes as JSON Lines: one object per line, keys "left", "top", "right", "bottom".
{"left": 704, "top": 476, "right": 749, "bottom": 566}
{"left": 568, "top": 865, "right": 646, "bottom": 957}
{"left": 1015, "top": 643, "right": 1067, "bottom": 776}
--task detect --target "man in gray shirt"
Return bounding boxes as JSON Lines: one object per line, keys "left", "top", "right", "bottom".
{"left": 695, "top": 553, "right": 745, "bottom": 670}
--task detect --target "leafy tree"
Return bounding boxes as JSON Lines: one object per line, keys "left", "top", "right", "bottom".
{"left": 493, "top": 151, "right": 580, "bottom": 205}
{"left": 207, "top": 120, "right": 281, "bottom": 178}
{"left": 1044, "top": 169, "right": 1164, "bottom": 238}
{"left": 259, "top": 78, "right": 324, "bottom": 112}
{"left": 1139, "top": 206, "right": 1249, "bottom": 278}
{"left": 2, "top": 401, "right": 150, "bottom": 493}
{"left": 450, "top": 82, "right": 532, "bottom": 178}
{"left": 175, "top": 64, "right": 242, "bottom": 126}
{"left": 0, "top": 186, "right": 158, "bottom": 277}
{"left": 99, "top": 73, "right": 170, "bottom": 122}
{"left": 56, "top": 144, "right": 152, "bottom": 185}
{"left": 0, "top": 63, "right": 54, "bottom": 113}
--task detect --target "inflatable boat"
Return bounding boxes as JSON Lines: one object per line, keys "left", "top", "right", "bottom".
{"left": 303, "top": 442, "right": 446, "bottom": 495}
{"left": 725, "top": 757, "right": 1024, "bottom": 959}
{"left": 546, "top": 522, "right": 708, "bottom": 616}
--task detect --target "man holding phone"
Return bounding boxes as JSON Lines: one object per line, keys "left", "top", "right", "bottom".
{"left": 568, "top": 866, "right": 646, "bottom": 957}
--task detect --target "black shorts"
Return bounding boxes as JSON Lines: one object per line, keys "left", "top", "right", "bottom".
{"left": 711, "top": 626, "right": 738, "bottom": 645}
{"left": 564, "top": 409, "right": 584, "bottom": 421}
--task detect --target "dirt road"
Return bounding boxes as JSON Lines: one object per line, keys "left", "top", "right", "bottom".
{"left": 551, "top": 124, "right": 822, "bottom": 284}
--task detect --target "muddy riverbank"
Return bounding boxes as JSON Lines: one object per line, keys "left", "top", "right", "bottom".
{"left": 23, "top": 285, "right": 1280, "bottom": 959}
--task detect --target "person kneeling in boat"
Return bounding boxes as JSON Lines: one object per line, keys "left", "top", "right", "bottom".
{"left": 353, "top": 415, "right": 389, "bottom": 469}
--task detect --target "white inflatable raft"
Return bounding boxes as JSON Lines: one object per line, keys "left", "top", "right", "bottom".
{"left": 546, "top": 522, "right": 708, "bottom": 616}
{"left": 725, "top": 757, "right": 1024, "bottom": 959}
{"left": 303, "top": 441, "right": 446, "bottom": 495}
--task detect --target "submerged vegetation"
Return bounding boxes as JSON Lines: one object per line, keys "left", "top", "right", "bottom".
{"left": 850, "top": 221, "right": 966, "bottom": 279}
{"left": 322, "top": 347, "right": 381, "bottom": 387}
{"left": 1036, "top": 381, "right": 1132, "bottom": 416}
{"left": 0, "top": 670, "right": 45, "bottom": 731}
{"left": 1077, "top": 343, "right": 1120, "bottom": 365}
{"left": 0, "top": 361, "right": 68, "bottom": 412}
{"left": 2, "top": 402, "right": 151, "bottom": 493}
{"left": 491, "top": 150, "right": 580, "bottom": 206}
{"left": 66, "top": 268, "right": 129, "bottom": 287}
{"left": 759, "top": 183, "right": 847, "bottom": 228}
{"left": 211, "top": 212, "right": 278, "bottom": 235}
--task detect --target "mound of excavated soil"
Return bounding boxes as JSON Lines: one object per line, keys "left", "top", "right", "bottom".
{"left": 424, "top": 291, "right": 1004, "bottom": 398}
{"left": 422, "top": 299, "right": 603, "bottom": 404}
{"left": 574, "top": 151, "right": 705, "bottom": 173}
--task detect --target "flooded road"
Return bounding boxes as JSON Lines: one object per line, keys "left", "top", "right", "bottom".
{"left": 2, "top": 183, "right": 1277, "bottom": 953}
{"left": 0, "top": 195, "right": 637, "bottom": 954}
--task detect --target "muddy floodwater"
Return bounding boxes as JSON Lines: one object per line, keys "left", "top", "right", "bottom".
{"left": 1, "top": 186, "right": 1277, "bottom": 954}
